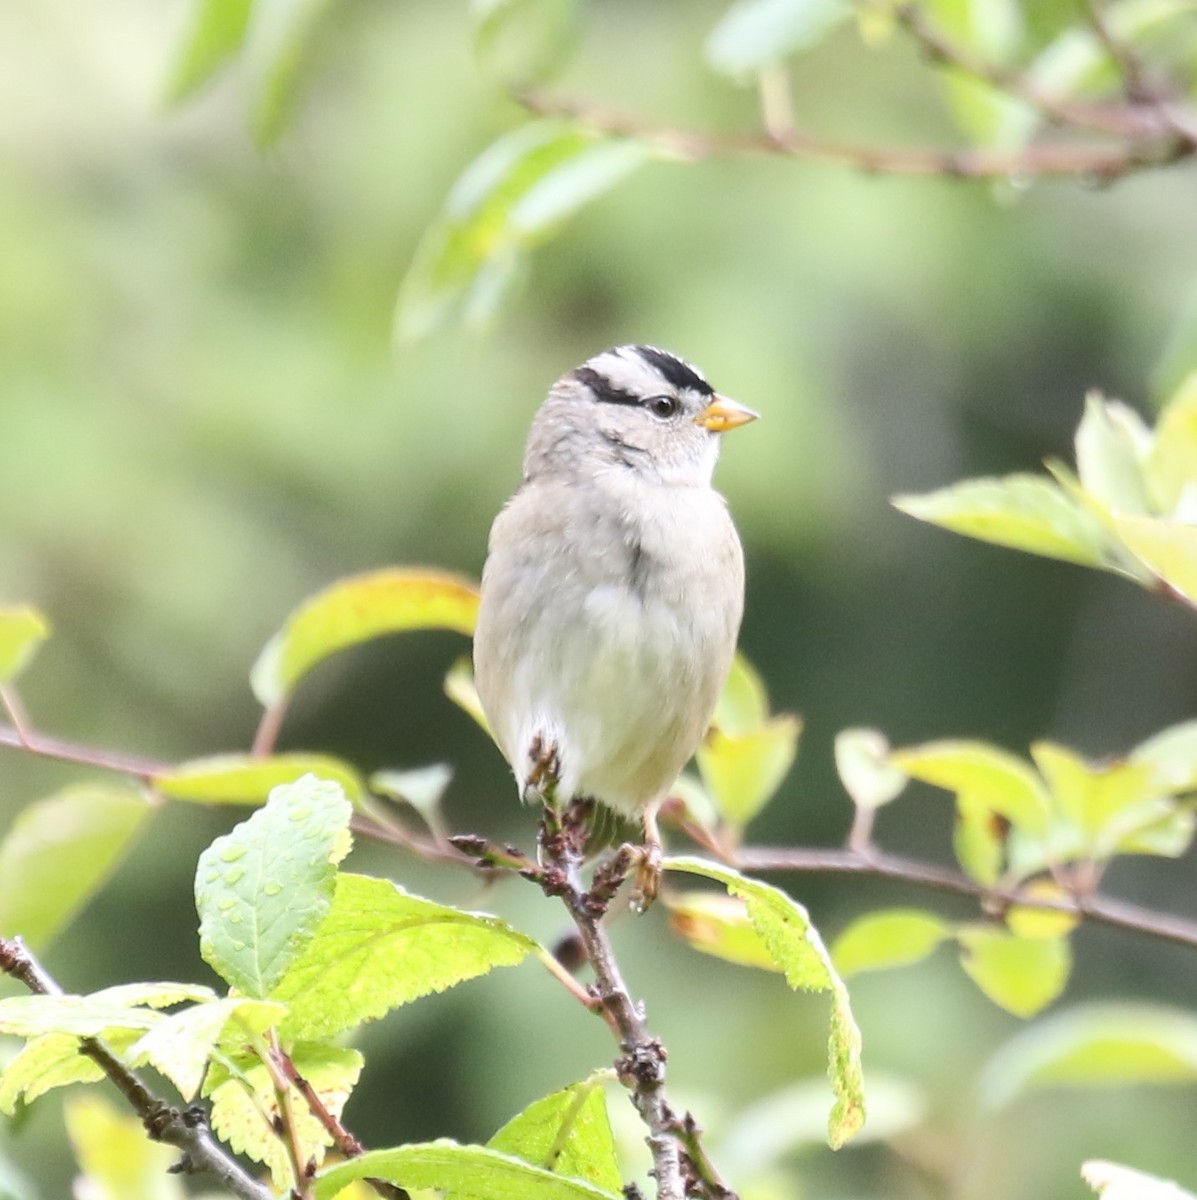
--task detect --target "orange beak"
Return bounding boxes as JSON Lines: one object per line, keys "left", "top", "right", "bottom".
{"left": 695, "top": 394, "right": 760, "bottom": 433}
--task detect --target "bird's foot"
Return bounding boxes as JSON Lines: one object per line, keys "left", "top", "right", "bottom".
{"left": 524, "top": 733, "right": 562, "bottom": 807}
{"left": 629, "top": 837, "right": 662, "bottom": 914}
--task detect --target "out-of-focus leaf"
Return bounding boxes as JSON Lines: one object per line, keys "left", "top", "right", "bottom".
{"left": 1025, "top": 28, "right": 1116, "bottom": 103}
{"left": 832, "top": 909, "right": 952, "bottom": 976}
{"left": 472, "top": 0, "right": 578, "bottom": 85}
{"left": 370, "top": 764, "right": 454, "bottom": 834}
{"left": 251, "top": 568, "right": 479, "bottom": 708}
{"left": 924, "top": 0, "right": 1022, "bottom": 59}
{"left": 705, "top": 0, "right": 853, "bottom": 81}
{"left": 164, "top": 0, "right": 252, "bottom": 103}
{"left": 893, "top": 475, "right": 1116, "bottom": 569}
{"left": 444, "top": 656, "right": 495, "bottom": 740}
{"left": 314, "top": 1143, "right": 622, "bottom": 1200}
{"left": 128, "top": 997, "right": 286, "bottom": 1101}
{"left": 154, "top": 753, "right": 366, "bottom": 808}
{"left": 1005, "top": 881, "right": 1081, "bottom": 939}
{"left": 954, "top": 795, "right": 1006, "bottom": 885}
{"left": 1115, "top": 801, "right": 1196, "bottom": 857}
{"left": 396, "top": 122, "right": 649, "bottom": 342}
{"left": 65, "top": 1093, "right": 186, "bottom": 1200}
{"left": 1075, "top": 392, "right": 1153, "bottom": 516}
{"left": 1132, "top": 718, "right": 1197, "bottom": 790}
{"left": 486, "top": 1075, "right": 621, "bottom": 1192}
{"left": 0, "top": 784, "right": 154, "bottom": 950}
{"left": 712, "top": 654, "right": 771, "bottom": 735}
{"left": 979, "top": 1003, "right": 1197, "bottom": 1109}
{"left": 696, "top": 715, "right": 801, "bottom": 829}
{"left": 1148, "top": 370, "right": 1197, "bottom": 514}
{"left": 958, "top": 926, "right": 1070, "bottom": 1017}
{"left": 195, "top": 775, "right": 352, "bottom": 998}
{"left": 1115, "top": 515, "right": 1197, "bottom": 605}
{"left": 942, "top": 74, "right": 1036, "bottom": 149}
{"left": 892, "top": 740, "right": 1050, "bottom": 833}
{"left": 1031, "top": 741, "right": 1162, "bottom": 842}
{"left": 664, "top": 890, "right": 781, "bottom": 971}
{"left": 206, "top": 1042, "right": 362, "bottom": 1189}
{"left": 0, "top": 606, "right": 50, "bottom": 684}
{"left": 272, "top": 873, "right": 539, "bottom": 1041}
{"left": 664, "top": 857, "right": 865, "bottom": 1148}
{"left": 717, "top": 1074, "right": 924, "bottom": 1174}
{"left": 834, "top": 728, "right": 908, "bottom": 809}
{"left": 244, "top": 0, "right": 343, "bottom": 145}
{"left": 1083, "top": 1159, "right": 1197, "bottom": 1199}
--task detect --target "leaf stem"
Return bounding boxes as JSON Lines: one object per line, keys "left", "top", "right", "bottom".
{"left": 0, "top": 936, "right": 274, "bottom": 1200}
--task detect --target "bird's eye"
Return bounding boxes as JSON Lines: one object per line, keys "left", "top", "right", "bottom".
{"left": 646, "top": 395, "right": 679, "bottom": 419}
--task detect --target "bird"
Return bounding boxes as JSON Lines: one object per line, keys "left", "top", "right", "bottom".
{"left": 473, "top": 344, "right": 758, "bottom": 904}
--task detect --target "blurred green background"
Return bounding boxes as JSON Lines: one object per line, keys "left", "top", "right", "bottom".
{"left": 2, "top": 1, "right": 1197, "bottom": 1196}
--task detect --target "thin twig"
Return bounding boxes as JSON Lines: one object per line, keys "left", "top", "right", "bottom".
{"left": 0, "top": 937, "right": 274, "bottom": 1200}
{"left": 513, "top": 87, "right": 1194, "bottom": 182}
{"left": 732, "top": 845, "right": 1197, "bottom": 950}
{"left": 251, "top": 700, "right": 290, "bottom": 759}
{"left": 1082, "top": 0, "right": 1150, "bottom": 102}
{"left": 0, "top": 685, "right": 35, "bottom": 745}
{"left": 0, "top": 720, "right": 169, "bottom": 777}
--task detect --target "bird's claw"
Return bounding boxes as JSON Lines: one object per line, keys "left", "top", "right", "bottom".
{"left": 629, "top": 838, "right": 663, "bottom": 914}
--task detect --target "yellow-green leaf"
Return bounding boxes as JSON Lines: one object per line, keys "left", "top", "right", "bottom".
{"left": 1083, "top": 1159, "right": 1197, "bottom": 1199}
{"left": 314, "top": 1142, "right": 622, "bottom": 1200}
{"left": 711, "top": 653, "right": 771, "bottom": 736}
{"left": 1147, "top": 368, "right": 1197, "bottom": 514}
{"left": 0, "top": 785, "right": 154, "bottom": 950}
{"left": 832, "top": 909, "right": 951, "bottom": 977}
{"left": 954, "top": 795, "right": 1006, "bottom": 885}
{"left": 893, "top": 474, "right": 1115, "bottom": 568}
{"left": 1115, "top": 515, "right": 1197, "bottom": 606}
{"left": 1075, "top": 392, "right": 1153, "bottom": 516}
{"left": 958, "top": 926, "right": 1071, "bottom": 1018}
{"left": 206, "top": 1042, "right": 362, "bottom": 1189}
{"left": 65, "top": 1094, "right": 186, "bottom": 1200}
{"left": 664, "top": 856, "right": 865, "bottom": 1148}
{"left": 164, "top": 0, "right": 251, "bottom": 103}
{"left": 696, "top": 715, "right": 801, "bottom": 828}
{"left": 0, "top": 606, "right": 50, "bottom": 684}
{"left": 154, "top": 752, "right": 367, "bottom": 807}
{"left": 1005, "top": 881, "right": 1081, "bottom": 939}
{"left": 664, "top": 890, "right": 782, "bottom": 972}
{"left": 444, "top": 655, "right": 495, "bottom": 740}
{"left": 892, "top": 740, "right": 1050, "bottom": 834}
{"left": 251, "top": 568, "right": 479, "bottom": 708}
{"left": 834, "top": 728, "right": 908, "bottom": 810}
{"left": 0, "top": 1033, "right": 109, "bottom": 1115}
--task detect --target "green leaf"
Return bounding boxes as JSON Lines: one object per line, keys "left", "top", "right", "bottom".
{"left": 664, "top": 856, "right": 865, "bottom": 1148}
{"left": 711, "top": 653, "right": 771, "bottom": 735}
{"left": 705, "top": 0, "right": 853, "bottom": 81}
{"left": 1148, "top": 369, "right": 1197, "bottom": 514}
{"left": 395, "top": 122, "right": 649, "bottom": 342}
{"left": 979, "top": 1003, "right": 1197, "bottom": 1109}
{"left": 251, "top": 568, "right": 479, "bottom": 708}
{"left": 486, "top": 1075, "right": 621, "bottom": 1192}
{"left": 1005, "top": 881, "right": 1081, "bottom": 940}
{"left": 244, "top": 0, "right": 344, "bottom": 145}
{"left": 314, "top": 1143, "right": 623, "bottom": 1200}
{"left": 1030, "top": 740, "right": 1165, "bottom": 849}
{"left": 891, "top": 740, "right": 1051, "bottom": 834}
{"left": 154, "top": 753, "right": 367, "bottom": 808}
{"left": 0, "top": 606, "right": 50, "bottom": 684}
{"left": 271, "top": 873, "right": 540, "bottom": 1041}
{"left": 206, "top": 1041, "right": 362, "bottom": 1189}
{"left": 696, "top": 715, "right": 801, "bottom": 828}
{"left": 834, "top": 728, "right": 908, "bottom": 810}
{"left": 1075, "top": 392, "right": 1153, "bottom": 516}
{"left": 65, "top": 1093, "right": 187, "bottom": 1200}
{"left": 195, "top": 774, "right": 353, "bottom": 997}
{"left": 1115, "top": 515, "right": 1197, "bottom": 605}
{"left": 164, "top": 0, "right": 252, "bottom": 103}
{"left": 957, "top": 926, "right": 1071, "bottom": 1017}
{"left": 370, "top": 764, "right": 454, "bottom": 834}
{"left": 893, "top": 474, "right": 1116, "bottom": 569}
{"left": 664, "top": 890, "right": 782, "bottom": 972}
{"left": 444, "top": 656, "right": 495, "bottom": 740}
{"left": 1132, "top": 718, "right": 1197, "bottom": 790}
{"left": 1083, "top": 1159, "right": 1197, "bottom": 1199}
{"left": 0, "top": 1032, "right": 110, "bottom": 1115}
{"left": 0, "top": 785, "right": 154, "bottom": 949}
{"left": 128, "top": 997, "right": 287, "bottom": 1101}
{"left": 953, "top": 796, "right": 1006, "bottom": 885}
{"left": 832, "top": 909, "right": 952, "bottom": 977}
{"left": 472, "top": 0, "right": 578, "bottom": 86}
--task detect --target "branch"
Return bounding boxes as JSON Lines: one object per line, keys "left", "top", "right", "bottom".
{"left": 731, "top": 844, "right": 1197, "bottom": 950}
{"left": 0, "top": 937, "right": 274, "bottom": 1200}
{"left": 512, "top": 88, "right": 1195, "bottom": 183}
{"left": 532, "top": 802, "right": 737, "bottom": 1200}
{"left": 0, "top": 719, "right": 168, "bottom": 777}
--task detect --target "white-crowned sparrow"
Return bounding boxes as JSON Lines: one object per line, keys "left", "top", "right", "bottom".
{"left": 473, "top": 345, "right": 757, "bottom": 899}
